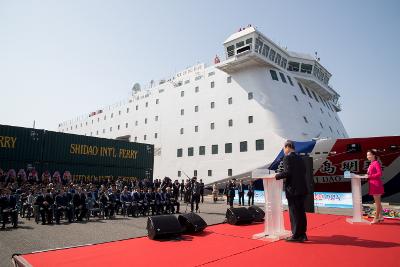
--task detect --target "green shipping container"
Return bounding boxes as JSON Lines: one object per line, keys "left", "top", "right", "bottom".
{"left": 0, "top": 125, "right": 44, "bottom": 162}
{"left": 40, "top": 162, "right": 153, "bottom": 183}
{"left": 42, "top": 131, "right": 154, "bottom": 169}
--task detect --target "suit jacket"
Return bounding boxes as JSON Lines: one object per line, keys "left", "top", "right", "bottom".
{"left": 275, "top": 152, "right": 308, "bottom": 197}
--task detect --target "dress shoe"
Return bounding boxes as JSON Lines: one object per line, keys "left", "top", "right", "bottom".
{"left": 285, "top": 236, "right": 304, "bottom": 242}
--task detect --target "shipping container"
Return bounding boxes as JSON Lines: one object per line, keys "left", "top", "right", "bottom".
{"left": 0, "top": 125, "right": 44, "bottom": 162}
{"left": 42, "top": 131, "right": 154, "bottom": 169}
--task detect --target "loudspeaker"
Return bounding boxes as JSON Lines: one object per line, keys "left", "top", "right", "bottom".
{"left": 147, "top": 215, "right": 182, "bottom": 240}
{"left": 226, "top": 207, "right": 254, "bottom": 225}
{"left": 302, "top": 156, "right": 315, "bottom": 213}
{"left": 178, "top": 213, "right": 207, "bottom": 233}
{"left": 247, "top": 206, "right": 265, "bottom": 222}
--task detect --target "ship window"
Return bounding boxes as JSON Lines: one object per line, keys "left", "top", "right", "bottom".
{"left": 303, "top": 116, "right": 309, "bottom": 123}
{"left": 270, "top": 70, "right": 279, "bottom": 81}
{"left": 309, "top": 102, "right": 313, "bottom": 108}
{"left": 110, "top": 127, "right": 112, "bottom": 132}
{"left": 281, "top": 58, "right": 287, "bottom": 69}
{"left": 134, "top": 136, "right": 137, "bottom": 142}
{"left": 180, "top": 91, "right": 184, "bottom": 97}
{"left": 208, "top": 170, "right": 212, "bottom": 177}
{"left": 145, "top": 118, "right": 148, "bottom": 124}
{"left": 103, "top": 129, "right": 105, "bottom": 133}
{"left": 227, "top": 45, "right": 235, "bottom": 57}
{"left": 208, "top": 71, "right": 215, "bottom": 77}
{"left": 135, "top": 121, "right": 138, "bottom": 126}
{"left": 227, "top": 76, "right": 232, "bottom": 83}
{"left": 237, "top": 45, "right": 250, "bottom": 54}
{"left": 211, "top": 102, "right": 215, "bottom": 109}
{"left": 329, "top": 126, "right": 333, "bottom": 132}
{"left": 294, "top": 95, "right": 299, "bottom": 102}
{"left": 156, "top": 99, "right": 159, "bottom": 104}
{"left": 320, "top": 122, "right": 324, "bottom": 128}
{"left": 287, "top": 75, "right": 294, "bottom": 86}
{"left": 246, "top": 38, "right": 252, "bottom": 44}
{"left": 211, "top": 81, "right": 215, "bottom": 88}
{"left": 195, "top": 125, "right": 199, "bottom": 132}
{"left": 155, "top": 115, "right": 158, "bottom": 121}
{"left": 194, "top": 170, "right": 198, "bottom": 177}
{"left": 144, "top": 135, "right": 147, "bottom": 141}
{"left": 127, "top": 108, "right": 130, "bottom": 113}
{"left": 97, "top": 118, "right": 100, "bottom": 122}
{"left": 301, "top": 64, "right": 313, "bottom": 74}
{"left": 177, "top": 149, "right": 183, "bottom": 157}
{"left": 256, "top": 139, "right": 264, "bottom": 151}
{"left": 199, "top": 146, "right": 205, "bottom": 155}
{"left": 180, "top": 128, "right": 184, "bottom": 135}
{"left": 346, "top": 143, "right": 361, "bottom": 153}
{"left": 312, "top": 91, "right": 319, "bottom": 102}
{"left": 228, "top": 119, "right": 233, "bottom": 127}
{"left": 248, "top": 116, "right": 253, "bottom": 123}
{"left": 319, "top": 96, "right": 326, "bottom": 106}
{"left": 262, "top": 44, "right": 270, "bottom": 57}
{"left": 118, "top": 125, "right": 120, "bottom": 130}
{"left": 188, "top": 147, "right": 194, "bottom": 157}
{"left": 185, "top": 80, "right": 190, "bottom": 84}
{"left": 236, "top": 41, "right": 244, "bottom": 48}
{"left": 125, "top": 123, "right": 128, "bottom": 128}
{"left": 136, "top": 105, "right": 138, "bottom": 110}
{"left": 305, "top": 87, "right": 313, "bottom": 99}
{"left": 104, "top": 115, "right": 106, "bottom": 120}
{"left": 228, "top": 97, "right": 233, "bottom": 104}
{"left": 288, "top": 61, "right": 300, "bottom": 72}
{"left": 275, "top": 53, "right": 282, "bottom": 65}
{"left": 210, "top": 122, "right": 215, "bottom": 130}
{"left": 96, "top": 130, "right": 98, "bottom": 135}
{"left": 248, "top": 92, "right": 253, "bottom": 100}
{"left": 255, "top": 38, "right": 263, "bottom": 54}
{"left": 320, "top": 108, "right": 324, "bottom": 114}
{"left": 269, "top": 49, "right": 276, "bottom": 61}
{"left": 178, "top": 171, "right": 181, "bottom": 177}
{"left": 225, "top": 143, "right": 232, "bottom": 153}
{"left": 240, "top": 141, "right": 248, "bottom": 152}
{"left": 279, "top": 72, "right": 287, "bottom": 83}
{"left": 195, "top": 105, "right": 199, "bottom": 112}
{"left": 195, "top": 86, "right": 199, "bottom": 93}
{"left": 212, "top": 145, "right": 218, "bottom": 154}
{"left": 228, "top": 169, "right": 233, "bottom": 176}
{"left": 145, "top": 102, "right": 148, "bottom": 107}
{"left": 180, "top": 109, "right": 184, "bottom": 115}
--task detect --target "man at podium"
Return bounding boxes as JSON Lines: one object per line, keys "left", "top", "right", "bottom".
{"left": 275, "top": 140, "right": 308, "bottom": 242}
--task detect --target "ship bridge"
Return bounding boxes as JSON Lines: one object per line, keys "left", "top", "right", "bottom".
{"left": 215, "top": 26, "right": 341, "bottom": 111}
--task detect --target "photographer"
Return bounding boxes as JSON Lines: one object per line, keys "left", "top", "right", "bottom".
{"left": 190, "top": 177, "right": 200, "bottom": 212}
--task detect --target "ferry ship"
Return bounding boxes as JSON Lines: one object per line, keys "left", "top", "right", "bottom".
{"left": 58, "top": 26, "right": 400, "bottom": 202}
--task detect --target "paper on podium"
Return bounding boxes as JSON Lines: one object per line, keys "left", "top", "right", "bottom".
{"left": 251, "top": 168, "right": 275, "bottom": 179}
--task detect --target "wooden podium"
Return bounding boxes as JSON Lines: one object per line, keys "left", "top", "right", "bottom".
{"left": 251, "top": 169, "right": 291, "bottom": 241}
{"left": 344, "top": 171, "right": 370, "bottom": 225}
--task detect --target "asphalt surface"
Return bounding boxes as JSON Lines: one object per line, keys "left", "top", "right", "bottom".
{"left": 0, "top": 197, "right": 352, "bottom": 266}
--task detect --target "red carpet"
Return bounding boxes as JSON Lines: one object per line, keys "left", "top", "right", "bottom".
{"left": 15, "top": 213, "right": 400, "bottom": 267}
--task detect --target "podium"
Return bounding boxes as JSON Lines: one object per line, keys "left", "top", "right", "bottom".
{"left": 344, "top": 171, "right": 370, "bottom": 225}
{"left": 251, "top": 169, "right": 291, "bottom": 241}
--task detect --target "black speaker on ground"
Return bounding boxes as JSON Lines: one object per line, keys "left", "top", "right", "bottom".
{"left": 248, "top": 206, "right": 265, "bottom": 222}
{"left": 147, "top": 215, "right": 182, "bottom": 240}
{"left": 302, "top": 156, "right": 315, "bottom": 213}
{"left": 178, "top": 213, "right": 207, "bottom": 233}
{"left": 226, "top": 207, "right": 254, "bottom": 225}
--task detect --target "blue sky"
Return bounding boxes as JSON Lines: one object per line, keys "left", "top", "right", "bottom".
{"left": 0, "top": 0, "right": 399, "bottom": 137}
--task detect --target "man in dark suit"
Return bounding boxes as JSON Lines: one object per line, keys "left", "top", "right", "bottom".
{"left": 275, "top": 140, "right": 308, "bottom": 242}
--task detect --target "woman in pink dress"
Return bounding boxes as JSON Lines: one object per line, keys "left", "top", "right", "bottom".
{"left": 366, "top": 150, "right": 384, "bottom": 223}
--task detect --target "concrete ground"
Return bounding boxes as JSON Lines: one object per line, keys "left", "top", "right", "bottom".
{"left": 0, "top": 196, "right": 352, "bottom": 266}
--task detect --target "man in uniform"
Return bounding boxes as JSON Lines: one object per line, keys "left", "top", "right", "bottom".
{"left": 199, "top": 179, "right": 205, "bottom": 203}
{"left": 190, "top": 177, "right": 200, "bottom": 212}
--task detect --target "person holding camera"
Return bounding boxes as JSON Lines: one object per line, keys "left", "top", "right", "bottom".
{"left": 190, "top": 177, "right": 200, "bottom": 212}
